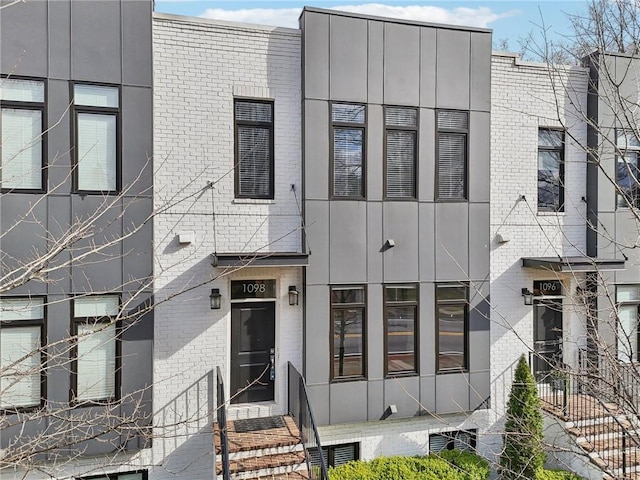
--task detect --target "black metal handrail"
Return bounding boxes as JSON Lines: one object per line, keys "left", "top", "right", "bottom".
{"left": 530, "top": 350, "right": 640, "bottom": 478}
{"left": 287, "top": 361, "right": 329, "bottom": 480}
{"left": 216, "top": 366, "right": 231, "bottom": 480}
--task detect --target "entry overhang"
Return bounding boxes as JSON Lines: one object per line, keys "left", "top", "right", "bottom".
{"left": 521, "top": 256, "right": 625, "bottom": 272}
{"left": 212, "top": 252, "right": 309, "bottom": 268}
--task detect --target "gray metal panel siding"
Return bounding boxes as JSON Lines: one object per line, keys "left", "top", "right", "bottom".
{"left": 419, "top": 28, "right": 437, "bottom": 108}
{"left": 367, "top": 21, "right": 384, "bottom": 104}
{"left": 0, "top": 0, "right": 48, "bottom": 76}
{"left": 46, "top": 79, "right": 73, "bottom": 194}
{"left": 436, "top": 29, "right": 471, "bottom": 109}
{"left": 417, "top": 108, "right": 436, "bottom": 201}
{"left": 329, "top": 201, "right": 368, "bottom": 283}
{"left": 121, "top": 86, "right": 154, "bottom": 195}
{"left": 302, "top": 12, "right": 330, "bottom": 100}
{"left": 122, "top": 0, "right": 153, "bottom": 86}
{"left": 48, "top": 0, "right": 72, "bottom": 79}
{"left": 468, "top": 203, "right": 490, "bottom": 280}
{"left": 418, "top": 282, "right": 436, "bottom": 374}
{"left": 330, "top": 381, "right": 368, "bottom": 423}
{"left": 470, "top": 32, "right": 492, "bottom": 112}
{"left": 383, "top": 202, "right": 419, "bottom": 281}
{"left": 367, "top": 379, "right": 384, "bottom": 420}
{"left": 304, "top": 285, "right": 331, "bottom": 384}
{"left": 468, "top": 111, "right": 491, "bottom": 203}
{"left": 367, "top": 104, "right": 384, "bottom": 201}
{"left": 436, "top": 373, "right": 470, "bottom": 412}
{"left": 303, "top": 100, "right": 329, "bottom": 200}
{"left": 305, "top": 201, "right": 330, "bottom": 285}
{"left": 383, "top": 23, "right": 420, "bottom": 106}
{"left": 329, "top": 15, "right": 368, "bottom": 102}
{"left": 384, "top": 376, "right": 420, "bottom": 417}
{"left": 435, "top": 203, "right": 469, "bottom": 280}
{"left": 366, "top": 202, "right": 383, "bottom": 283}
{"left": 419, "top": 375, "right": 436, "bottom": 411}
{"left": 367, "top": 283, "right": 384, "bottom": 380}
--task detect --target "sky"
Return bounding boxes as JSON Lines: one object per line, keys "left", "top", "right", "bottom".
{"left": 154, "top": 1, "right": 590, "bottom": 51}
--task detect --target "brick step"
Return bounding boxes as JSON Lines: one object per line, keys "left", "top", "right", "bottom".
{"left": 229, "top": 443, "right": 304, "bottom": 461}
{"left": 567, "top": 418, "right": 634, "bottom": 438}
{"left": 215, "top": 416, "right": 302, "bottom": 454}
{"left": 242, "top": 471, "right": 310, "bottom": 480}
{"left": 579, "top": 434, "right": 640, "bottom": 452}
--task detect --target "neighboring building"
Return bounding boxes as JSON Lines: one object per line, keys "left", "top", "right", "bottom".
{"left": 5, "top": 2, "right": 640, "bottom": 479}
{"left": 0, "top": 0, "right": 154, "bottom": 478}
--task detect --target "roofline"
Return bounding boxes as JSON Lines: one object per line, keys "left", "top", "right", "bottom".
{"left": 300, "top": 6, "right": 492, "bottom": 34}
{"left": 153, "top": 11, "right": 301, "bottom": 36}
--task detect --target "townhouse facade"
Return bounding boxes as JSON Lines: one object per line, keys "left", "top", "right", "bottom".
{"left": 3, "top": 1, "right": 640, "bottom": 479}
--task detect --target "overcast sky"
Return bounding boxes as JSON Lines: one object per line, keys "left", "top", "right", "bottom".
{"left": 154, "top": 1, "right": 589, "bottom": 50}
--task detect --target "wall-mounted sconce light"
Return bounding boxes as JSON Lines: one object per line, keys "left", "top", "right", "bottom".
{"left": 288, "top": 286, "right": 299, "bottom": 306}
{"left": 210, "top": 288, "right": 222, "bottom": 310}
{"left": 521, "top": 288, "right": 533, "bottom": 306}
{"left": 380, "top": 404, "right": 398, "bottom": 420}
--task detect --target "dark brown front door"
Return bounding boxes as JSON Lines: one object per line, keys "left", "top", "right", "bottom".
{"left": 231, "top": 302, "right": 275, "bottom": 403}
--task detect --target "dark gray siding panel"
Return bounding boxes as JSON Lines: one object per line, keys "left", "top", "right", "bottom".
{"left": 383, "top": 202, "right": 419, "bottom": 282}
{"left": 303, "top": 100, "right": 329, "bottom": 200}
{"left": 122, "top": 198, "right": 153, "bottom": 292}
{"left": 469, "top": 371, "right": 490, "bottom": 410}
{"left": 121, "top": 86, "right": 153, "bottom": 194}
{"left": 329, "top": 15, "right": 367, "bottom": 102}
{"left": 367, "top": 379, "right": 384, "bottom": 421}
{"left": 307, "top": 384, "right": 330, "bottom": 425}
{"left": 468, "top": 111, "right": 490, "bottom": 203}
{"left": 367, "top": 21, "right": 384, "bottom": 104}
{"left": 468, "top": 203, "right": 490, "bottom": 280}
{"left": 367, "top": 104, "right": 384, "bottom": 201}
{"left": 417, "top": 108, "right": 435, "bottom": 202}
{"left": 0, "top": 0, "right": 48, "bottom": 77}
{"left": 330, "top": 381, "right": 367, "bottom": 423}
{"left": 367, "top": 283, "right": 384, "bottom": 380}
{"left": 71, "top": 0, "right": 121, "bottom": 83}
{"left": 383, "top": 23, "right": 420, "bottom": 106}
{"left": 329, "top": 202, "right": 367, "bottom": 283}
{"left": 470, "top": 32, "right": 492, "bottom": 112}
{"left": 122, "top": 0, "right": 153, "bottom": 86}
{"left": 418, "top": 282, "right": 435, "bottom": 374}
{"left": 366, "top": 202, "right": 383, "bottom": 283}
{"left": 436, "top": 373, "right": 470, "bottom": 412}
{"left": 435, "top": 203, "right": 469, "bottom": 281}
{"left": 305, "top": 285, "right": 330, "bottom": 384}
{"left": 48, "top": 0, "right": 72, "bottom": 79}
{"left": 302, "top": 12, "right": 329, "bottom": 100}
{"left": 46, "top": 79, "right": 73, "bottom": 194}
{"left": 436, "top": 30, "right": 470, "bottom": 110}
{"left": 419, "top": 28, "right": 437, "bottom": 108}
{"left": 306, "top": 201, "right": 330, "bottom": 285}
{"left": 419, "top": 375, "right": 436, "bottom": 412}
{"left": 384, "top": 376, "right": 420, "bottom": 417}
{"left": 47, "top": 196, "right": 73, "bottom": 295}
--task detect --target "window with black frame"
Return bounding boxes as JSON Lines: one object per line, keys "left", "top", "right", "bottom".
{"left": 537, "top": 128, "right": 565, "bottom": 212}
{"left": 436, "top": 284, "right": 468, "bottom": 372}
{"left": 71, "top": 295, "right": 120, "bottom": 403}
{"left": 332, "top": 103, "right": 366, "bottom": 198}
{"left": 74, "top": 84, "right": 119, "bottom": 193}
{"left": 385, "top": 106, "right": 417, "bottom": 199}
{"left": 234, "top": 99, "right": 274, "bottom": 199}
{"left": 0, "top": 297, "right": 45, "bottom": 411}
{"left": 384, "top": 284, "right": 418, "bottom": 375}
{"left": 309, "top": 443, "right": 360, "bottom": 468}
{"left": 330, "top": 286, "right": 366, "bottom": 380}
{"left": 616, "top": 285, "right": 640, "bottom": 363}
{"left": 0, "top": 78, "right": 45, "bottom": 191}
{"left": 616, "top": 129, "right": 640, "bottom": 208}
{"left": 429, "top": 430, "right": 477, "bottom": 453}
{"left": 436, "top": 110, "right": 468, "bottom": 200}
{"left": 77, "top": 471, "right": 147, "bottom": 480}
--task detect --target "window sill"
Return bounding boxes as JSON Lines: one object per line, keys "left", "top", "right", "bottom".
{"left": 436, "top": 369, "right": 469, "bottom": 375}
{"left": 232, "top": 198, "right": 276, "bottom": 205}
{"left": 330, "top": 376, "right": 367, "bottom": 383}
{"left": 385, "top": 371, "right": 419, "bottom": 379}
{"left": 537, "top": 211, "right": 566, "bottom": 217}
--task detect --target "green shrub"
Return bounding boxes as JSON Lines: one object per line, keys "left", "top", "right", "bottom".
{"left": 327, "top": 452, "right": 490, "bottom": 480}
{"left": 535, "top": 468, "right": 583, "bottom": 480}
{"left": 500, "top": 354, "right": 545, "bottom": 479}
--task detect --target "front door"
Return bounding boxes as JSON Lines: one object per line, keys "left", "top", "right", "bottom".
{"left": 533, "top": 299, "right": 563, "bottom": 383}
{"left": 230, "top": 302, "right": 275, "bottom": 403}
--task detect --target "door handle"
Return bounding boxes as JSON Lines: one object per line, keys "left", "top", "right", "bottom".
{"left": 269, "top": 348, "right": 276, "bottom": 381}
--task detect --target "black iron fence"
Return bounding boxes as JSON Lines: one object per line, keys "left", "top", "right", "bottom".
{"left": 287, "top": 361, "right": 329, "bottom": 480}
{"left": 216, "top": 366, "right": 231, "bottom": 480}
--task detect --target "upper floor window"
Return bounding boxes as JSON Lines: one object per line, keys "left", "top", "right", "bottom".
{"left": 538, "top": 128, "right": 565, "bottom": 212}
{"left": 0, "top": 78, "right": 45, "bottom": 191}
{"left": 71, "top": 295, "right": 120, "bottom": 403}
{"left": 234, "top": 100, "right": 274, "bottom": 199}
{"left": 436, "top": 283, "right": 468, "bottom": 373}
{"left": 616, "top": 129, "right": 640, "bottom": 208}
{"left": 384, "top": 284, "right": 418, "bottom": 375}
{"left": 77, "top": 472, "right": 147, "bottom": 480}
{"left": 0, "top": 297, "right": 45, "bottom": 410}
{"left": 332, "top": 103, "right": 365, "bottom": 198}
{"left": 330, "top": 286, "right": 366, "bottom": 380}
{"left": 616, "top": 285, "right": 640, "bottom": 363}
{"left": 385, "top": 107, "right": 417, "bottom": 199}
{"left": 74, "top": 84, "right": 119, "bottom": 193}
{"left": 436, "top": 110, "right": 468, "bottom": 200}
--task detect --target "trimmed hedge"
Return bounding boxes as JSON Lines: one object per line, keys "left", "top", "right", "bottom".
{"left": 327, "top": 451, "right": 490, "bottom": 480}
{"left": 535, "top": 469, "right": 583, "bottom": 480}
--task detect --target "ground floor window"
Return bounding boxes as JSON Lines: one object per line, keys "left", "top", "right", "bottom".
{"left": 77, "top": 472, "right": 146, "bottom": 480}
{"left": 617, "top": 285, "right": 640, "bottom": 363}
{"left": 309, "top": 442, "right": 360, "bottom": 468}
{"left": 429, "top": 430, "right": 477, "bottom": 453}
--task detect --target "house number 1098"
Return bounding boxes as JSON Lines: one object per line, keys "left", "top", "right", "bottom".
{"left": 243, "top": 283, "right": 266, "bottom": 294}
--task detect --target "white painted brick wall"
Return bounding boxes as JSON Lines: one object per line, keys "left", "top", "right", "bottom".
{"left": 487, "top": 52, "right": 590, "bottom": 459}
{"left": 152, "top": 14, "right": 303, "bottom": 480}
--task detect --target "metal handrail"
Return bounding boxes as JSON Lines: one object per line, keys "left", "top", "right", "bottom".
{"left": 287, "top": 361, "right": 329, "bottom": 480}
{"left": 216, "top": 366, "right": 231, "bottom": 480}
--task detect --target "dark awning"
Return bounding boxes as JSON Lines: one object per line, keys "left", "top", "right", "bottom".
{"left": 521, "top": 256, "right": 625, "bottom": 272}
{"left": 212, "top": 252, "right": 308, "bottom": 268}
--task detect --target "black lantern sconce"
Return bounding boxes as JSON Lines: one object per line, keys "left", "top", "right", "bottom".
{"left": 288, "top": 286, "right": 299, "bottom": 306}
{"left": 521, "top": 288, "right": 533, "bottom": 306}
{"left": 210, "top": 288, "right": 222, "bottom": 310}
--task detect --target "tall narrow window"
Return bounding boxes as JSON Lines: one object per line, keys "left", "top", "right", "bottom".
{"left": 330, "top": 286, "right": 366, "bottom": 380}
{"left": 74, "top": 84, "right": 119, "bottom": 192}
{"left": 332, "top": 103, "right": 365, "bottom": 198}
{"left": 384, "top": 285, "right": 418, "bottom": 375}
{"left": 616, "top": 285, "right": 640, "bottom": 363}
{"left": 0, "top": 297, "right": 45, "bottom": 410}
{"left": 0, "top": 78, "right": 45, "bottom": 190}
{"left": 436, "top": 284, "right": 468, "bottom": 372}
{"left": 538, "top": 128, "right": 565, "bottom": 212}
{"left": 616, "top": 129, "right": 640, "bottom": 208}
{"left": 72, "top": 295, "right": 119, "bottom": 403}
{"left": 234, "top": 100, "right": 274, "bottom": 199}
{"left": 436, "top": 110, "right": 468, "bottom": 200}
{"left": 385, "top": 107, "right": 417, "bottom": 198}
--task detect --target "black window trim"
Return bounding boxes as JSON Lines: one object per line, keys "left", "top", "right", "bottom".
{"left": 383, "top": 105, "right": 418, "bottom": 200}
{"left": 233, "top": 98, "right": 275, "bottom": 200}
{"left": 329, "top": 284, "right": 367, "bottom": 382}
{"left": 615, "top": 284, "right": 640, "bottom": 363}
{"left": 0, "top": 295, "right": 47, "bottom": 413}
{"left": 435, "top": 109, "right": 469, "bottom": 202}
{"left": 330, "top": 101, "right": 367, "bottom": 200}
{"left": 0, "top": 75, "right": 47, "bottom": 194}
{"left": 429, "top": 429, "right": 478, "bottom": 453}
{"left": 383, "top": 283, "right": 419, "bottom": 377}
{"left": 76, "top": 470, "right": 148, "bottom": 480}
{"left": 537, "top": 126, "right": 565, "bottom": 213}
{"left": 309, "top": 442, "right": 360, "bottom": 468}
{"left": 615, "top": 127, "right": 640, "bottom": 210}
{"left": 435, "top": 282, "right": 469, "bottom": 374}
{"left": 70, "top": 295, "right": 122, "bottom": 406}
{"left": 71, "top": 81, "right": 121, "bottom": 195}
